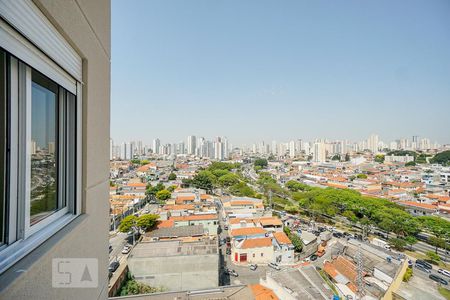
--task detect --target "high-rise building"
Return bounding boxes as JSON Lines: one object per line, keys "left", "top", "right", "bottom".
{"left": 313, "top": 142, "right": 326, "bottom": 163}
{"left": 289, "top": 140, "right": 296, "bottom": 158}
{"left": 152, "top": 138, "right": 160, "bottom": 154}
{"left": 367, "top": 134, "right": 379, "bottom": 153}
{"left": 214, "top": 137, "right": 224, "bottom": 160}
{"left": 187, "top": 135, "right": 196, "bottom": 155}
{"left": 223, "top": 137, "right": 229, "bottom": 159}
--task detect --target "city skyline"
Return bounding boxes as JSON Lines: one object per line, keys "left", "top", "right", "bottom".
{"left": 111, "top": 0, "right": 450, "bottom": 145}
{"left": 110, "top": 132, "right": 447, "bottom": 149}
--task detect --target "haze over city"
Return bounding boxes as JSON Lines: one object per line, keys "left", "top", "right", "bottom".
{"left": 111, "top": 0, "right": 450, "bottom": 145}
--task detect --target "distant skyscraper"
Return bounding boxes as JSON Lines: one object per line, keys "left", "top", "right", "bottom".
{"left": 271, "top": 140, "right": 277, "bottom": 155}
{"left": 223, "top": 137, "right": 229, "bottom": 159}
{"left": 152, "top": 138, "right": 160, "bottom": 154}
{"left": 187, "top": 135, "right": 196, "bottom": 155}
{"left": 289, "top": 140, "right": 296, "bottom": 158}
{"left": 136, "top": 140, "right": 143, "bottom": 156}
{"left": 367, "top": 134, "right": 379, "bottom": 153}
{"left": 214, "top": 137, "right": 225, "bottom": 160}
{"left": 313, "top": 142, "right": 326, "bottom": 163}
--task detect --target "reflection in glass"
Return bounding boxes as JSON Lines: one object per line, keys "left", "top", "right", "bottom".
{"left": 30, "top": 71, "right": 58, "bottom": 225}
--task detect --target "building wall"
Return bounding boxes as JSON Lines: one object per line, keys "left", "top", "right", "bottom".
{"left": 274, "top": 245, "right": 295, "bottom": 264}
{"left": 0, "top": 1, "right": 110, "bottom": 299}
{"left": 232, "top": 246, "right": 274, "bottom": 264}
{"left": 128, "top": 254, "right": 219, "bottom": 292}
{"left": 382, "top": 260, "right": 409, "bottom": 300}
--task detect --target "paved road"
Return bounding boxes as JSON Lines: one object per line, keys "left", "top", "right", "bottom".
{"left": 412, "top": 263, "right": 450, "bottom": 290}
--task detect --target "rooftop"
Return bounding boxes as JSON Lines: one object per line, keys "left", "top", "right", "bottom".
{"left": 147, "top": 225, "right": 205, "bottom": 239}
{"left": 129, "top": 239, "right": 217, "bottom": 258}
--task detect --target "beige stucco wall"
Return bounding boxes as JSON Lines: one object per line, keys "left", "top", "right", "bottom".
{"left": 0, "top": 1, "right": 110, "bottom": 299}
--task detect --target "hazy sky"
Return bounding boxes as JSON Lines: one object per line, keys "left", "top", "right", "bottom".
{"left": 111, "top": 0, "right": 450, "bottom": 146}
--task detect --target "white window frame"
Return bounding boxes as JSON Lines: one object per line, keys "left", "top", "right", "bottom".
{"left": 0, "top": 2, "right": 82, "bottom": 274}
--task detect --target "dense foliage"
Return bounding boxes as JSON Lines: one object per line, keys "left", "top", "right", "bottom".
{"left": 120, "top": 273, "right": 163, "bottom": 296}
{"left": 136, "top": 214, "right": 159, "bottom": 231}
{"left": 430, "top": 150, "right": 450, "bottom": 165}
{"left": 168, "top": 173, "right": 177, "bottom": 180}
{"left": 254, "top": 158, "right": 268, "bottom": 168}
{"left": 155, "top": 189, "right": 171, "bottom": 201}
{"left": 119, "top": 214, "right": 160, "bottom": 233}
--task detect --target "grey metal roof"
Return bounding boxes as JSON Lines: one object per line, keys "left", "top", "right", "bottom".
{"left": 147, "top": 225, "right": 205, "bottom": 238}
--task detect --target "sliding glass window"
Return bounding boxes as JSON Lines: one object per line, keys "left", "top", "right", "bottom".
{"left": 30, "top": 70, "right": 59, "bottom": 225}
{"left": 0, "top": 50, "right": 6, "bottom": 247}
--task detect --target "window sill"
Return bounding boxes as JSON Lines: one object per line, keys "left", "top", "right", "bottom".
{"left": 0, "top": 213, "right": 80, "bottom": 276}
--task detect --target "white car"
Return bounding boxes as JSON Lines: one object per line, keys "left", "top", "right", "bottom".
{"left": 268, "top": 263, "right": 281, "bottom": 270}
{"left": 438, "top": 269, "right": 450, "bottom": 278}
{"left": 121, "top": 245, "right": 131, "bottom": 254}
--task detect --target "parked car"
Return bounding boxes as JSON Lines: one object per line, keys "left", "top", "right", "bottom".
{"left": 226, "top": 248, "right": 231, "bottom": 255}
{"left": 310, "top": 254, "right": 318, "bottom": 261}
{"left": 108, "top": 261, "right": 120, "bottom": 272}
{"left": 109, "top": 245, "right": 113, "bottom": 253}
{"left": 268, "top": 262, "right": 281, "bottom": 270}
{"left": 121, "top": 245, "right": 131, "bottom": 254}
{"left": 226, "top": 268, "right": 238, "bottom": 277}
{"left": 250, "top": 264, "right": 258, "bottom": 271}
{"left": 224, "top": 225, "right": 229, "bottom": 230}
{"left": 429, "top": 274, "right": 448, "bottom": 285}
{"left": 415, "top": 264, "right": 431, "bottom": 273}
{"left": 416, "top": 260, "right": 432, "bottom": 270}
{"left": 438, "top": 269, "right": 450, "bottom": 278}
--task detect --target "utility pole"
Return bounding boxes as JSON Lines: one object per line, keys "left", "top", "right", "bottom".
{"left": 356, "top": 245, "right": 365, "bottom": 300}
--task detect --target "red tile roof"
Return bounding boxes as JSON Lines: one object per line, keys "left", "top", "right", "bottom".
{"left": 249, "top": 284, "right": 279, "bottom": 300}
{"left": 171, "top": 214, "right": 217, "bottom": 222}
{"left": 273, "top": 232, "right": 292, "bottom": 245}
{"left": 241, "top": 237, "right": 273, "bottom": 249}
{"left": 231, "top": 227, "right": 267, "bottom": 237}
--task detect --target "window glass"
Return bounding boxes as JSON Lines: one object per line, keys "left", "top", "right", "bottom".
{"left": 0, "top": 50, "right": 5, "bottom": 244}
{"left": 30, "top": 70, "right": 59, "bottom": 225}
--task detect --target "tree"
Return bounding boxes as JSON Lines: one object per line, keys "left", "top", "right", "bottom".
{"left": 130, "top": 159, "right": 141, "bottom": 165}
{"left": 146, "top": 182, "right": 165, "bottom": 197}
{"left": 218, "top": 173, "right": 240, "bottom": 187}
{"left": 426, "top": 251, "right": 441, "bottom": 264}
{"left": 191, "top": 172, "right": 214, "bottom": 192}
{"left": 289, "top": 233, "right": 303, "bottom": 252}
{"left": 389, "top": 238, "right": 407, "bottom": 251}
{"left": 167, "top": 185, "right": 176, "bottom": 192}
{"left": 254, "top": 158, "right": 268, "bottom": 168}
{"left": 374, "top": 154, "right": 385, "bottom": 163}
{"left": 405, "top": 236, "right": 417, "bottom": 251}
{"left": 331, "top": 154, "right": 340, "bottom": 161}
{"left": 345, "top": 153, "right": 351, "bottom": 162}
{"left": 430, "top": 150, "right": 450, "bottom": 165}
{"left": 168, "top": 173, "right": 177, "bottom": 180}
{"left": 403, "top": 268, "right": 413, "bottom": 282}
{"left": 229, "top": 182, "right": 256, "bottom": 197}
{"left": 405, "top": 161, "right": 416, "bottom": 167}
{"left": 156, "top": 189, "right": 171, "bottom": 201}
{"left": 285, "top": 180, "right": 310, "bottom": 192}
{"left": 136, "top": 214, "right": 159, "bottom": 231}
{"left": 119, "top": 215, "right": 137, "bottom": 233}
{"left": 120, "top": 272, "right": 163, "bottom": 296}
{"left": 356, "top": 174, "right": 368, "bottom": 179}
